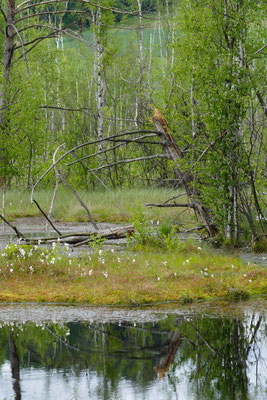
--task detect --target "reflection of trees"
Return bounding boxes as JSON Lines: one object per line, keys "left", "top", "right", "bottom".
{"left": 0, "top": 311, "right": 265, "bottom": 400}
{"left": 175, "top": 313, "right": 264, "bottom": 400}
{"left": 154, "top": 331, "right": 182, "bottom": 380}
{"left": 8, "top": 332, "right": 21, "bottom": 400}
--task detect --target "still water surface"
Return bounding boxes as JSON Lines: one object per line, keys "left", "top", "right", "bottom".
{"left": 0, "top": 301, "right": 266, "bottom": 400}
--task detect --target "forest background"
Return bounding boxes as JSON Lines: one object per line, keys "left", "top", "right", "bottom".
{"left": 0, "top": 0, "right": 266, "bottom": 245}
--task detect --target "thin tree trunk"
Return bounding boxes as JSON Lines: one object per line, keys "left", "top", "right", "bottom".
{"left": 0, "top": 1, "right": 15, "bottom": 187}
{"left": 157, "top": 3, "right": 165, "bottom": 77}
{"left": 1, "top": 180, "right": 5, "bottom": 233}
{"left": 93, "top": 4, "right": 105, "bottom": 152}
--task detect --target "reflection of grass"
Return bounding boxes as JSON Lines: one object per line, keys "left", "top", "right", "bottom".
{"left": 4, "top": 187, "right": 194, "bottom": 225}
{"left": 0, "top": 242, "right": 266, "bottom": 304}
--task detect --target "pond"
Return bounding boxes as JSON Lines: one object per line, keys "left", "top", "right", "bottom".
{"left": 0, "top": 300, "right": 266, "bottom": 400}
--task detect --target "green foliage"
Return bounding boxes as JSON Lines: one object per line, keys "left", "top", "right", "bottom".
{"left": 128, "top": 206, "right": 154, "bottom": 245}
{"left": 252, "top": 237, "right": 267, "bottom": 253}
{"left": 157, "top": 221, "right": 180, "bottom": 250}
{"left": 88, "top": 234, "right": 107, "bottom": 251}
{"left": 129, "top": 207, "right": 182, "bottom": 250}
{"left": 0, "top": 0, "right": 265, "bottom": 245}
{"left": 163, "top": 0, "right": 267, "bottom": 241}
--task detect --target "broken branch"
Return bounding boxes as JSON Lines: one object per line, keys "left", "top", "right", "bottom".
{"left": 0, "top": 214, "right": 25, "bottom": 239}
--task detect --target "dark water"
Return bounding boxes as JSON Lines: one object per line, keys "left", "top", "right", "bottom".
{"left": 0, "top": 302, "right": 266, "bottom": 400}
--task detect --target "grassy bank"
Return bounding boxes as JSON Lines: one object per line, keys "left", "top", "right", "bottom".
{"left": 3, "top": 187, "right": 193, "bottom": 224}
{"left": 0, "top": 242, "right": 266, "bottom": 304}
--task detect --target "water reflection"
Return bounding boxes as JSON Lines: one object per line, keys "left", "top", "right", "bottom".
{"left": 0, "top": 309, "right": 266, "bottom": 399}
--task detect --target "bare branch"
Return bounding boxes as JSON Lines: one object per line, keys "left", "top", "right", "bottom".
{"left": 254, "top": 44, "right": 267, "bottom": 55}
{"left": 0, "top": 7, "right": 6, "bottom": 21}
{"left": 8, "top": 24, "right": 31, "bottom": 74}
{"left": 17, "top": 23, "right": 68, "bottom": 34}
{"left": 31, "top": 130, "right": 160, "bottom": 198}
{"left": 15, "top": 33, "right": 56, "bottom": 61}
{"left": 89, "top": 154, "right": 168, "bottom": 173}
{"left": 66, "top": 134, "right": 160, "bottom": 167}
{"left": 16, "top": 25, "right": 91, "bottom": 49}
{"left": 0, "top": 214, "right": 25, "bottom": 239}
{"left": 163, "top": 194, "right": 187, "bottom": 204}
{"left": 15, "top": 10, "right": 87, "bottom": 24}
{"left": 71, "top": 153, "right": 130, "bottom": 219}
{"left": 164, "top": 75, "right": 176, "bottom": 110}
{"left": 110, "top": 138, "right": 161, "bottom": 145}
{"left": 32, "top": 199, "right": 62, "bottom": 236}
{"left": 14, "top": 32, "right": 60, "bottom": 49}
{"left": 40, "top": 105, "right": 91, "bottom": 112}
{"left": 182, "top": 131, "right": 227, "bottom": 182}
{"left": 145, "top": 203, "right": 194, "bottom": 208}
{"left": 51, "top": 145, "right": 98, "bottom": 230}
{"left": 16, "top": 0, "right": 139, "bottom": 17}
{"left": 58, "top": 173, "right": 99, "bottom": 230}
{"left": 195, "top": 0, "right": 237, "bottom": 20}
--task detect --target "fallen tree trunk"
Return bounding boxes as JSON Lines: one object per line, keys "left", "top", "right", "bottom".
{"left": 150, "top": 108, "right": 218, "bottom": 237}
{"left": 74, "top": 225, "right": 134, "bottom": 247}
{"left": 22, "top": 225, "right": 134, "bottom": 245}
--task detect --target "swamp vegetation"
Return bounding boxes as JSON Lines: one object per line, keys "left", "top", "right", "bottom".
{"left": 0, "top": 0, "right": 266, "bottom": 305}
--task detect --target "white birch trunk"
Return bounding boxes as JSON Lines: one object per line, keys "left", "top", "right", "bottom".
{"left": 171, "top": 22, "right": 175, "bottom": 69}
{"left": 134, "top": 0, "right": 144, "bottom": 129}
{"left": 157, "top": 7, "right": 165, "bottom": 77}
{"left": 92, "top": 6, "right": 104, "bottom": 151}
{"left": 190, "top": 73, "right": 196, "bottom": 138}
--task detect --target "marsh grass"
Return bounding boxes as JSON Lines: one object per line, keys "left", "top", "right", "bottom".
{"left": 3, "top": 187, "right": 195, "bottom": 225}
{"left": 0, "top": 242, "right": 266, "bottom": 304}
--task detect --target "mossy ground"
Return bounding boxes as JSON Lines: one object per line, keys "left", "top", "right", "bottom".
{"left": 0, "top": 242, "right": 266, "bottom": 304}
{"left": 1, "top": 188, "right": 266, "bottom": 304}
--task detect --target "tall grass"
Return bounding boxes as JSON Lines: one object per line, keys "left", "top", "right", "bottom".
{"left": 2, "top": 187, "right": 195, "bottom": 224}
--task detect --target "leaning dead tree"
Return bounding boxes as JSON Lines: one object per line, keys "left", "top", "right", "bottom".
{"left": 30, "top": 107, "right": 218, "bottom": 239}
{"left": 150, "top": 108, "right": 218, "bottom": 237}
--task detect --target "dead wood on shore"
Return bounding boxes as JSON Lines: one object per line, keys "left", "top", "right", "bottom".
{"left": 20, "top": 225, "right": 134, "bottom": 245}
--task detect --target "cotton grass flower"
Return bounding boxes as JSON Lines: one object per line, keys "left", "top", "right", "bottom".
{"left": 19, "top": 248, "right": 26, "bottom": 258}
